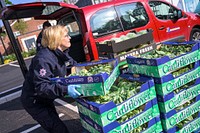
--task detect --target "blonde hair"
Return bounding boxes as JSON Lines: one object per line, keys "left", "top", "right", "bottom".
{"left": 41, "top": 25, "right": 68, "bottom": 50}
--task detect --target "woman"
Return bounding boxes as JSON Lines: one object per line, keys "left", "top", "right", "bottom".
{"left": 21, "top": 25, "right": 81, "bottom": 133}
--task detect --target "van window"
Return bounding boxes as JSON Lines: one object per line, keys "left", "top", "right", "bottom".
{"left": 58, "top": 14, "right": 80, "bottom": 37}
{"left": 90, "top": 3, "right": 149, "bottom": 37}
{"left": 90, "top": 7, "right": 122, "bottom": 37}
{"left": 42, "top": 5, "right": 62, "bottom": 15}
{"left": 116, "top": 2, "right": 149, "bottom": 30}
{"left": 58, "top": 14, "right": 85, "bottom": 63}
{"left": 149, "top": 1, "right": 179, "bottom": 20}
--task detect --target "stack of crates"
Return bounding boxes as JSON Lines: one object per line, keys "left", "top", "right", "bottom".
{"left": 76, "top": 72, "right": 163, "bottom": 133}
{"left": 127, "top": 41, "right": 200, "bottom": 133}
{"left": 51, "top": 58, "right": 162, "bottom": 132}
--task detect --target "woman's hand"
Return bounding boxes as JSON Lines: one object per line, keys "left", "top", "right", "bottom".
{"left": 67, "top": 85, "right": 81, "bottom": 98}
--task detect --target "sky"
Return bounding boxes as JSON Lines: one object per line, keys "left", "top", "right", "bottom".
{"left": 0, "top": 0, "right": 62, "bottom": 26}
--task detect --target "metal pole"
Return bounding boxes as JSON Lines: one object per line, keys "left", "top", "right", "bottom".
{"left": 0, "top": 0, "right": 28, "bottom": 78}
{"left": 0, "top": 52, "right": 4, "bottom": 64}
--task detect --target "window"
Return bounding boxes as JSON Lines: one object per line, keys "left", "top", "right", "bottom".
{"left": 38, "top": 24, "right": 43, "bottom": 30}
{"left": 149, "top": 1, "right": 179, "bottom": 20}
{"left": 42, "top": 6, "right": 62, "bottom": 16}
{"left": 58, "top": 14, "right": 80, "bottom": 37}
{"left": 93, "top": 0, "right": 111, "bottom": 4}
{"left": 14, "top": 31, "right": 20, "bottom": 37}
{"left": 21, "top": 35, "right": 37, "bottom": 52}
{"left": 90, "top": 3, "right": 149, "bottom": 37}
{"left": 116, "top": 2, "right": 149, "bottom": 30}
{"left": 90, "top": 7, "right": 122, "bottom": 37}
{"left": 23, "top": 18, "right": 31, "bottom": 21}
{"left": 25, "top": 38, "right": 36, "bottom": 51}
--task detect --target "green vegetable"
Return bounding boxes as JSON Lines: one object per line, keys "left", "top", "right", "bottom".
{"left": 87, "top": 77, "right": 143, "bottom": 104}
{"left": 70, "top": 63, "right": 113, "bottom": 76}
{"left": 86, "top": 77, "right": 148, "bottom": 132}
{"left": 141, "top": 44, "right": 193, "bottom": 59}
{"left": 176, "top": 112, "right": 198, "bottom": 129}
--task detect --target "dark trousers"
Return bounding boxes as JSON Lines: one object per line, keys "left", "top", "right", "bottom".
{"left": 21, "top": 97, "right": 69, "bottom": 133}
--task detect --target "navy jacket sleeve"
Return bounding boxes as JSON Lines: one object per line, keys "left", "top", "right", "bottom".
{"left": 32, "top": 57, "right": 68, "bottom": 99}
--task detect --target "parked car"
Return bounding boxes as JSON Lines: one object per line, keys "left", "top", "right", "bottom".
{"left": 1, "top": 0, "right": 200, "bottom": 62}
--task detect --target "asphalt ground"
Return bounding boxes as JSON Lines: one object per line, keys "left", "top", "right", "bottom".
{"left": 0, "top": 96, "right": 83, "bottom": 133}
{"left": 0, "top": 63, "right": 24, "bottom": 93}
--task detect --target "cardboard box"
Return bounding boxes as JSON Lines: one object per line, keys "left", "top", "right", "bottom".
{"left": 76, "top": 74, "right": 157, "bottom": 127}
{"left": 158, "top": 78, "right": 200, "bottom": 114}
{"left": 154, "top": 61, "right": 200, "bottom": 96}
{"left": 79, "top": 99, "right": 160, "bottom": 133}
{"left": 160, "top": 96, "right": 200, "bottom": 131}
{"left": 167, "top": 116, "right": 200, "bottom": 133}
{"left": 127, "top": 41, "right": 200, "bottom": 78}
{"left": 81, "top": 118, "right": 163, "bottom": 133}
{"left": 51, "top": 59, "right": 120, "bottom": 96}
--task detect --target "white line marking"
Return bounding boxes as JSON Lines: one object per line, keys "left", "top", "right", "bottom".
{"left": 20, "top": 124, "right": 41, "bottom": 133}
{"left": 20, "top": 113, "right": 65, "bottom": 133}
{"left": 0, "top": 90, "right": 21, "bottom": 104}
{"left": 0, "top": 85, "right": 22, "bottom": 95}
{"left": 9, "top": 63, "right": 20, "bottom": 67}
{"left": 55, "top": 99, "right": 78, "bottom": 113}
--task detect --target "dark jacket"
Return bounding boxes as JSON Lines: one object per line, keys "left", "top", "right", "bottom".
{"left": 21, "top": 47, "right": 76, "bottom": 103}
{"left": 36, "top": 30, "right": 43, "bottom": 52}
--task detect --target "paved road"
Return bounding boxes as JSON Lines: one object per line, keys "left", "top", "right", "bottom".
{"left": 0, "top": 58, "right": 31, "bottom": 103}
{"left": 0, "top": 63, "right": 25, "bottom": 93}
{"left": 0, "top": 97, "right": 83, "bottom": 133}
{"left": 0, "top": 57, "right": 84, "bottom": 133}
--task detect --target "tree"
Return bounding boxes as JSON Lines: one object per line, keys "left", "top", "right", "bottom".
{"left": 63, "top": 0, "right": 68, "bottom": 3}
{"left": 13, "top": 20, "right": 28, "bottom": 34}
{"left": 5, "top": 0, "right": 12, "bottom": 5}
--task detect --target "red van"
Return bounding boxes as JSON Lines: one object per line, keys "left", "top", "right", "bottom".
{"left": 1, "top": 0, "right": 200, "bottom": 62}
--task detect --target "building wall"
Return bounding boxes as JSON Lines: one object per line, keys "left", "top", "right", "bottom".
{"left": 0, "top": 18, "right": 47, "bottom": 55}
{"left": 16, "top": 19, "right": 47, "bottom": 52}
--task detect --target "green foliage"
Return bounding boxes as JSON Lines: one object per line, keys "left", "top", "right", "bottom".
{"left": 1, "top": 49, "right": 36, "bottom": 65}
{"left": 0, "top": 32, "right": 6, "bottom": 37}
{"left": 21, "top": 51, "right": 29, "bottom": 58}
{"left": 21, "top": 49, "right": 36, "bottom": 58}
{"left": 5, "top": 0, "right": 12, "bottom": 5}
{"left": 27, "top": 49, "right": 36, "bottom": 56}
{"left": 13, "top": 20, "right": 28, "bottom": 34}
{"left": 4, "top": 53, "right": 16, "bottom": 61}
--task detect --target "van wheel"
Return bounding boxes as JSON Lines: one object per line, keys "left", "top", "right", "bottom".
{"left": 190, "top": 28, "right": 200, "bottom": 41}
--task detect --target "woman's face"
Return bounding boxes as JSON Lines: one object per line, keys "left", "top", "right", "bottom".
{"left": 59, "top": 32, "right": 71, "bottom": 51}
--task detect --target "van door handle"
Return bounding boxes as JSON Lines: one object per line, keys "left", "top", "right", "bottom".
{"left": 159, "top": 26, "right": 165, "bottom": 30}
